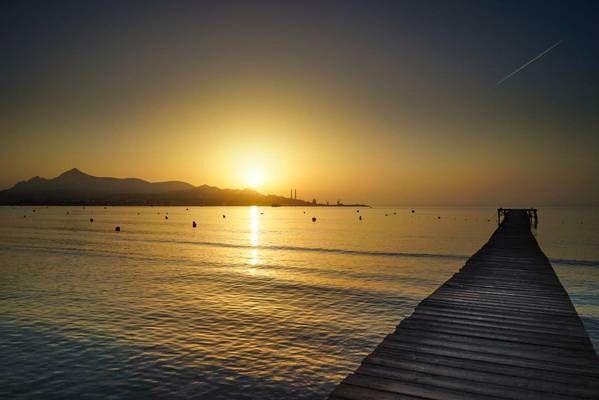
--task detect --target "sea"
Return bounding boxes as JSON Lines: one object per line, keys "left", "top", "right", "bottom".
{"left": 1, "top": 206, "right": 597, "bottom": 399}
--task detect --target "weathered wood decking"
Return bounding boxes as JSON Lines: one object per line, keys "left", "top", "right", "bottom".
{"left": 329, "top": 210, "right": 599, "bottom": 400}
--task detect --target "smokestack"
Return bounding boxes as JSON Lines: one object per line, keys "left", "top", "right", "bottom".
{"left": 294, "top": 189, "right": 297, "bottom": 200}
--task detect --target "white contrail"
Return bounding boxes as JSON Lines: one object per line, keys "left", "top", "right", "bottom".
{"left": 496, "top": 40, "right": 562, "bottom": 85}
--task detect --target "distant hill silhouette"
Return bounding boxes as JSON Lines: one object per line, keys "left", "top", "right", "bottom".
{"left": 0, "top": 168, "right": 318, "bottom": 206}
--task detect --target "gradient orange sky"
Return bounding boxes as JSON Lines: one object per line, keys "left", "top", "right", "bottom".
{"left": 1, "top": 1, "right": 598, "bottom": 205}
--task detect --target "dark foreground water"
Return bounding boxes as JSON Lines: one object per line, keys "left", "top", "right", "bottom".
{"left": 0, "top": 206, "right": 597, "bottom": 399}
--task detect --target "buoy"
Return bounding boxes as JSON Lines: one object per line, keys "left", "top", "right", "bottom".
{"left": 385, "top": 214, "right": 388, "bottom": 216}
{"left": 23, "top": 215, "right": 26, "bottom": 218}
{"left": 90, "top": 218, "right": 94, "bottom": 222}
{"left": 359, "top": 216, "right": 362, "bottom": 220}
{"left": 356, "top": 210, "right": 360, "bottom": 213}
{"left": 303, "top": 211, "right": 306, "bottom": 214}
{"left": 115, "top": 226, "right": 121, "bottom": 232}
{"left": 260, "top": 212, "right": 263, "bottom": 215}
{"left": 186, "top": 208, "right": 189, "bottom": 211}
{"left": 393, "top": 212, "right": 396, "bottom": 215}
{"left": 438, "top": 216, "right": 441, "bottom": 219}
{"left": 165, "top": 216, "right": 168, "bottom": 220}
{"left": 312, "top": 217, "right": 316, "bottom": 222}
{"left": 222, "top": 215, "right": 226, "bottom": 219}
{"left": 411, "top": 210, "right": 415, "bottom": 213}
{"left": 192, "top": 221, "right": 197, "bottom": 228}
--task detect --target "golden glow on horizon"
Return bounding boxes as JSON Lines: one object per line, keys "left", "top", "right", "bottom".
{"left": 243, "top": 165, "right": 265, "bottom": 190}
{"left": 2, "top": 67, "right": 596, "bottom": 206}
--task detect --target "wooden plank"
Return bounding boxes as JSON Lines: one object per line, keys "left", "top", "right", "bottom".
{"left": 411, "top": 308, "right": 589, "bottom": 335}
{"left": 364, "top": 354, "right": 599, "bottom": 398}
{"left": 342, "top": 373, "right": 507, "bottom": 400}
{"left": 376, "top": 337, "right": 599, "bottom": 377}
{"left": 414, "top": 306, "right": 586, "bottom": 337}
{"left": 383, "top": 333, "right": 599, "bottom": 367}
{"left": 397, "top": 320, "right": 594, "bottom": 349}
{"left": 356, "top": 364, "right": 575, "bottom": 400}
{"left": 367, "top": 350, "right": 599, "bottom": 389}
{"left": 329, "top": 383, "right": 424, "bottom": 400}
{"left": 417, "top": 300, "right": 585, "bottom": 324}
{"left": 328, "top": 210, "right": 599, "bottom": 399}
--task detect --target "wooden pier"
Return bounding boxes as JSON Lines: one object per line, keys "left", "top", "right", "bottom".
{"left": 329, "top": 209, "right": 599, "bottom": 400}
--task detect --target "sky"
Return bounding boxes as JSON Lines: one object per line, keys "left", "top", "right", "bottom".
{"left": 1, "top": 0, "right": 598, "bottom": 206}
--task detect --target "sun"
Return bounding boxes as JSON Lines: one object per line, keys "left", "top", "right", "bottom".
{"left": 244, "top": 167, "right": 265, "bottom": 189}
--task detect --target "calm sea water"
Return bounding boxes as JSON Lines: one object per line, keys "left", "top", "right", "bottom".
{"left": 1, "top": 206, "right": 597, "bottom": 399}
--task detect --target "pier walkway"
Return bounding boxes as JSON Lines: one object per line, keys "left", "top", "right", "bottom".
{"left": 329, "top": 210, "right": 599, "bottom": 400}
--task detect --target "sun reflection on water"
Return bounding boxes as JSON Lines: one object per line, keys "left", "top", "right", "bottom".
{"left": 248, "top": 206, "right": 260, "bottom": 268}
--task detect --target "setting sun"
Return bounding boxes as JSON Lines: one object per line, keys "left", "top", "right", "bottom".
{"left": 244, "top": 166, "right": 265, "bottom": 189}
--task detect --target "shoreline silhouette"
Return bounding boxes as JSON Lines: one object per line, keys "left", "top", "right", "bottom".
{"left": 0, "top": 168, "right": 370, "bottom": 207}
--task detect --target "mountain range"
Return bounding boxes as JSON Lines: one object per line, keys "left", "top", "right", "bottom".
{"left": 0, "top": 168, "right": 317, "bottom": 206}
